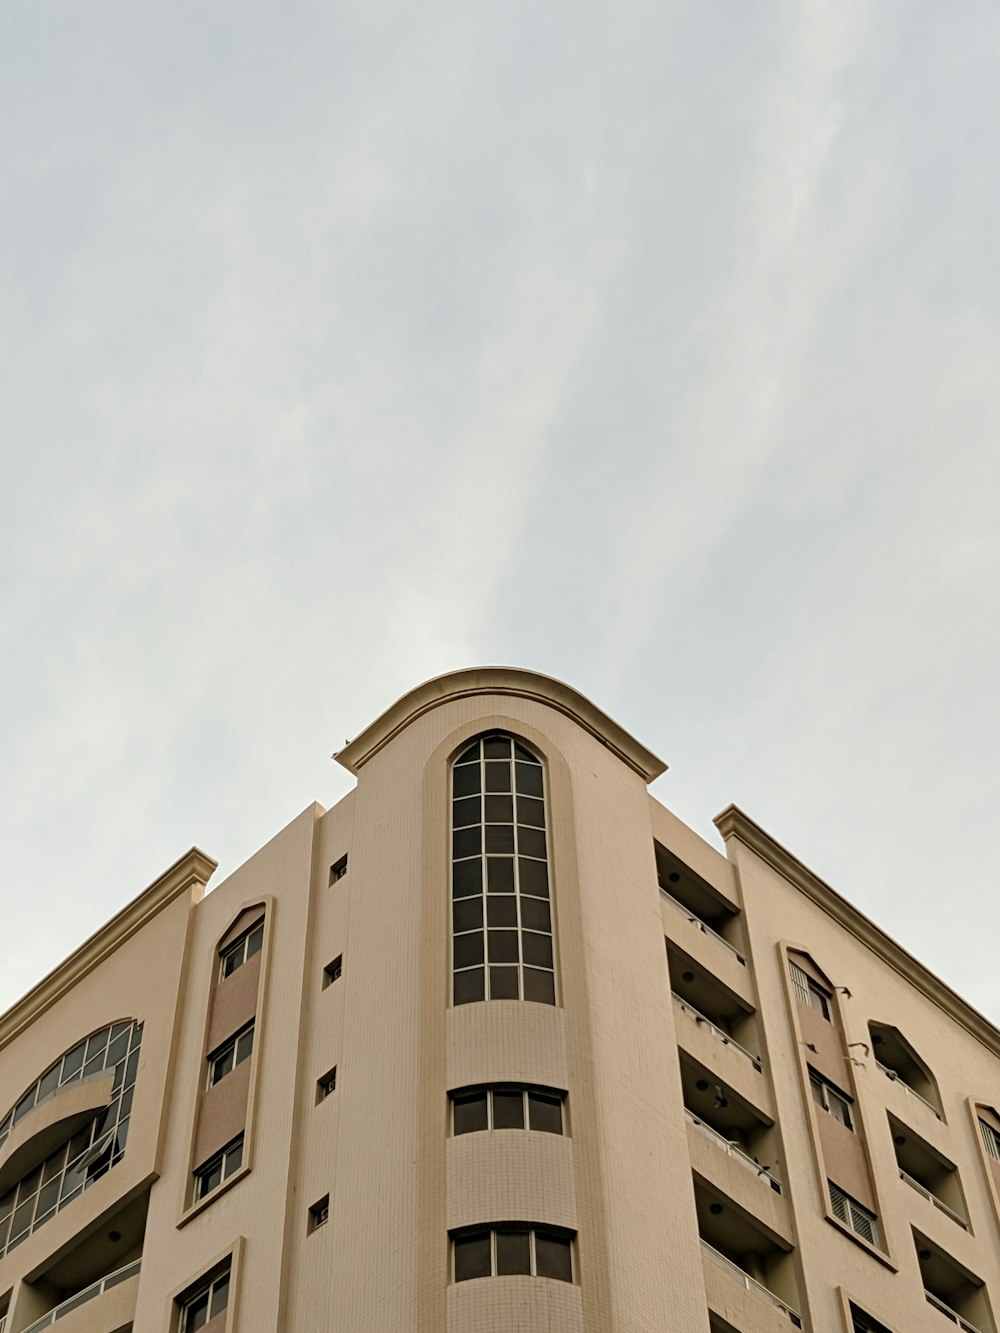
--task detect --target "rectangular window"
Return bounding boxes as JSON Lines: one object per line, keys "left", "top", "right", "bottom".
{"left": 809, "top": 1069, "right": 854, "bottom": 1130}
{"left": 452, "top": 1226, "right": 573, "bottom": 1282}
{"left": 194, "top": 1136, "right": 244, "bottom": 1201}
{"left": 316, "top": 1067, "right": 338, "bottom": 1103}
{"left": 323, "top": 957, "right": 343, "bottom": 988}
{"left": 179, "top": 1265, "right": 230, "bottom": 1332}
{"left": 208, "top": 1024, "right": 254, "bottom": 1087}
{"left": 979, "top": 1119, "right": 1000, "bottom": 1161}
{"left": 308, "top": 1195, "right": 329, "bottom": 1232}
{"left": 451, "top": 1087, "right": 564, "bottom": 1136}
{"left": 789, "top": 961, "right": 831, "bottom": 1020}
{"left": 829, "top": 1181, "right": 878, "bottom": 1246}
{"left": 220, "top": 922, "right": 264, "bottom": 980}
{"left": 329, "top": 855, "right": 348, "bottom": 884}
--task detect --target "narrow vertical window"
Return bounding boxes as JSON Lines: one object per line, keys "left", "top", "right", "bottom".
{"left": 452, "top": 734, "right": 556, "bottom": 1005}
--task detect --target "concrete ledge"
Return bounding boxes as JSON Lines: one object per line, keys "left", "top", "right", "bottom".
{"left": 447, "top": 1275, "right": 583, "bottom": 1333}
{"left": 446, "top": 1131, "right": 577, "bottom": 1233}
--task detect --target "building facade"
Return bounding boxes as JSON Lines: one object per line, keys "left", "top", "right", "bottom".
{"left": 1, "top": 666, "right": 999, "bottom": 1333}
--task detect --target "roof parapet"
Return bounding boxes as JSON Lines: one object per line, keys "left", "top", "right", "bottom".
{"left": 334, "top": 666, "right": 667, "bottom": 782}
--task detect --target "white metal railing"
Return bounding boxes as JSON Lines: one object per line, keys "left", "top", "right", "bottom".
{"left": 876, "top": 1062, "right": 943, "bottom": 1120}
{"left": 672, "top": 993, "right": 763, "bottom": 1072}
{"left": 700, "top": 1240, "right": 802, "bottom": 1327}
{"left": 925, "top": 1290, "right": 983, "bottom": 1333}
{"left": 22, "top": 1260, "right": 140, "bottom": 1333}
{"left": 684, "top": 1109, "right": 782, "bottom": 1192}
{"left": 660, "top": 891, "right": 747, "bottom": 965}
{"left": 899, "top": 1169, "right": 969, "bottom": 1229}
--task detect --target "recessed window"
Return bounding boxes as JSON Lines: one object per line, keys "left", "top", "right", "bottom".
{"left": 980, "top": 1118, "right": 1000, "bottom": 1161}
{"left": 323, "top": 956, "right": 343, "bottom": 989}
{"left": 308, "top": 1195, "right": 330, "bottom": 1233}
{"left": 208, "top": 1024, "right": 254, "bottom": 1086}
{"left": 452, "top": 1226, "right": 573, "bottom": 1282}
{"left": 849, "top": 1305, "right": 892, "bottom": 1333}
{"left": 329, "top": 855, "right": 348, "bottom": 885}
{"left": 452, "top": 734, "right": 556, "bottom": 1006}
{"left": 451, "top": 1086, "right": 564, "bottom": 1135}
{"left": 809, "top": 1069, "right": 854, "bottom": 1130}
{"left": 789, "top": 961, "right": 831, "bottom": 1020}
{"left": 220, "top": 921, "right": 264, "bottom": 981}
{"left": 829, "top": 1181, "right": 878, "bottom": 1246}
{"left": 194, "top": 1135, "right": 244, "bottom": 1201}
{"left": 179, "top": 1264, "right": 230, "bottom": 1332}
{"left": 316, "top": 1068, "right": 338, "bottom": 1103}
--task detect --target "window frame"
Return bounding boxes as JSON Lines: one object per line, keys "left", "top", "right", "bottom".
{"left": 207, "top": 1023, "right": 254, "bottom": 1088}
{"left": 450, "top": 1086, "right": 565, "bottom": 1136}
{"left": 979, "top": 1118, "right": 1000, "bottom": 1162}
{"left": 179, "top": 1265, "right": 231, "bottom": 1333}
{"left": 194, "top": 1135, "right": 245, "bottom": 1202}
{"left": 329, "top": 855, "right": 348, "bottom": 884}
{"left": 219, "top": 922, "right": 264, "bottom": 982}
{"left": 322, "top": 956, "right": 343, "bottom": 989}
{"left": 316, "top": 1067, "right": 338, "bottom": 1103}
{"left": 452, "top": 1225, "right": 574, "bottom": 1283}
{"left": 451, "top": 733, "right": 557, "bottom": 1007}
{"left": 809, "top": 1069, "right": 854, "bottom": 1130}
{"left": 308, "top": 1194, "right": 330, "bottom": 1233}
{"left": 829, "top": 1181, "right": 879, "bottom": 1246}
{"left": 789, "top": 961, "right": 832, "bottom": 1020}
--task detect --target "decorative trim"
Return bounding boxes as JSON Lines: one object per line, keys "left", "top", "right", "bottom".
{"left": 0, "top": 848, "right": 217, "bottom": 1053}
{"left": 715, "top": 805, "right": 1000, "bottom": 1061}
{"left": 333, "top": 667, "right": 666, "bottom": 781}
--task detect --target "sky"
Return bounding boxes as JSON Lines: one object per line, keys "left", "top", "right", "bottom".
{"left": 2, "top": 1, "right": 998, "bottom": 1021}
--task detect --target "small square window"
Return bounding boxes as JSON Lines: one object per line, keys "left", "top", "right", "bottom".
{"left": 308, "top": 1194, "right": 329, "bottom": 1232}
{"left": 329, "top": 855, "right": 348, "bottom": 885}
{"left": 323, "top": 957, "right": 343, "bottom": 989}
{"left": 316, "top": 1068, "right": 338, "bottom": 1103}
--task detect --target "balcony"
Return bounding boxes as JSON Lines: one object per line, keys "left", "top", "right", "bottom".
{"left": 701, "top": 1241, "right": 801, "bottom": 1328}
{"left": 891, "top": 1114, "right": 970, "bottom": 1231}
{"left": 661, "top": 891, "right": 746, "bottom": 967}
{"left": 878, "top": 1062, "right": 943, "bottom": 1120}
{"left": 672, "top": 995, "right": 761, "bottom": 1073}
{"left": 685, "top": 1110, "right": 781, "bottom": 1193}
{"left": 926, "top": 1291, "right": 985, "bottom": 1333}
{"left": 902, "top": 1171, "right": 969, "bottom": 1231}
{"left": 22, "top": 1260, "right": 140, "bottom": 1333}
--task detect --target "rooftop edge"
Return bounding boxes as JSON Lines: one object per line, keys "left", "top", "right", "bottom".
{"left": 714, "top": 803, "right": 1000, "bottom": 1062}
{"left": 333, "top": 666, "right": 667, "bottom": 782}
{"left": 0, "top": 847, "right": 217, "bottom": 1053}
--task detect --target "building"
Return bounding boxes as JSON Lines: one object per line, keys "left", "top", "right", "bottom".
{"left": 0, "top": 666, "right": 998, "bottom": 1333}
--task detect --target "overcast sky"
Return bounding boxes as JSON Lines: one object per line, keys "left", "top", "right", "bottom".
{"left": 2, "top": 2, "right": 998, "bottom": 1023}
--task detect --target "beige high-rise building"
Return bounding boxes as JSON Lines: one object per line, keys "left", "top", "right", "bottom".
{"left": 1, "top": 667, "right": 998, "bottom": 1333}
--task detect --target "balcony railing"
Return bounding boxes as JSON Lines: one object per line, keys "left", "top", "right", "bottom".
{"left": 672, "top": 993, "right": 763, "bottom": 1072}
{"left": 684, "top": 1109, "right": 781, "bottom": 1193}
{"left": 900, "top": 1169, "right": 969, "bottom": 1229}
{"left": 876, "top": 1062, "right": 943, "bottom": 1120}
{"left": 701, "top": 1240, "right": 801, "bottom": 1327}
{"left": 925, "top": 1290, "right": 983, "bottom": 1333}
{"left": 660, "top": 891, "right": 747, "bottom": 965}
{"left": 22, "top": 1260, "right": 141, "bottom": 1333}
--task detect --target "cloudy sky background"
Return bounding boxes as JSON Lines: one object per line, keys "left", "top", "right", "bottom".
{"left": 2, "top": 2, "right": 998, "bottom": 1018}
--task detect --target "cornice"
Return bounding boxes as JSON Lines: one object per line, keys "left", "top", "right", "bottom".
{"left": 334, "top": 667, "right": 667, "bottom": 782}
{"left": 714, "top": 804, "right": 1000, "bottom": 1062}
{"left": 0, "top": 847, "right": 217, "bottom": 1052}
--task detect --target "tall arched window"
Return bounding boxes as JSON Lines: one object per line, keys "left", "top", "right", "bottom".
{"left": 451, "top": 733, "right": 556, "bottom": 1005}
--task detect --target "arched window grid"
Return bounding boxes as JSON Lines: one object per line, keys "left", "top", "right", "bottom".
{"left": 0, "top": 1019, "right": 140, "bottom": 1150}
{"left": 451, "top": 733, "right": 557, "bottom": 1006}
{"left": 0, "top": 1020, "right": 142, "bottom": 1258}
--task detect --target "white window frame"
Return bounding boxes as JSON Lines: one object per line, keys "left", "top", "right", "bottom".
{"left": 207, "top": 1023, "right": 254, "bottom": 1087}
{"left": 829, "top": 1181, "right": 878, "bottom": 1245}
{"left": 194, "top": 1135, "right": 244, "bottom": 1201}
{"left": 980, "top": 1118, "right": 1000, "bottom": 1162}
{"left": 809, "top": 1070, "right": 854, "bottom": 1130}
{"left": 179, "top": 1266, "right": 230, "bottom": 1332}
{"left": 789, "top": 961, "right": 831, "bottom": 1020}
{"left": 219, "top": 922, "right": 263, "bottom": 981}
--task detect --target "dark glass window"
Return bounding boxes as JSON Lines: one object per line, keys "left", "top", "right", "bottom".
{"left": 454, "top": 1231, "right": 492, "bottom": 1281}
{"left": 451, "top": 734, "right": 556, "bottom": 1005}
{"left": 450, "top": 1086, "right": 565, "bottom": 1136}
{"left": 452, "top": 1225, "right": 574, "bottom": 1282}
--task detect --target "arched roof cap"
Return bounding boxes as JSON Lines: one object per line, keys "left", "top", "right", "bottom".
{"left": 334, "top": 667, "right": 667, "bottom": 782}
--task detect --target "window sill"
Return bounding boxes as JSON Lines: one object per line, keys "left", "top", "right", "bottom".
{"left": 177, "top": 1163, "right": 251, "bottom": 1229}
{"left": 824, "top": 1213, "right": 897, "bottom": 1271}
